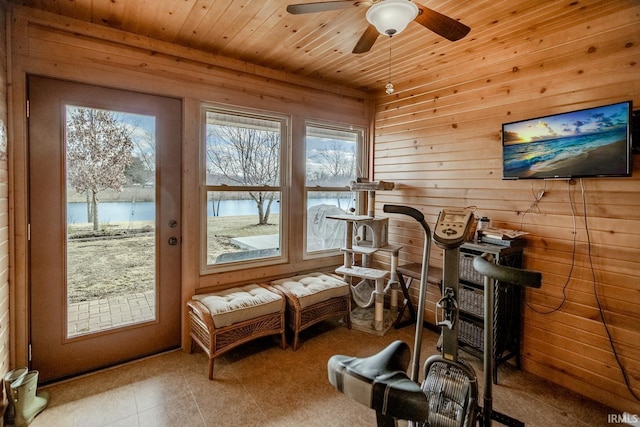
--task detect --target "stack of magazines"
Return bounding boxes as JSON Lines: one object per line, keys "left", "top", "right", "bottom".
{"left": 478, "top": 227, "right": 528, "bottom": 247}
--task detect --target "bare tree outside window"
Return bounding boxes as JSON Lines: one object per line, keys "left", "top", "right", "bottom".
{"left": 128, "top": 129, "right": 156, "bottom": 187}
{"left": 206, "top": 123, "right": 280, "bottom": 225}
{"left": 309, "top": 140, "right": 355, "bottom": 184}
{"left": 66, "top": 107, "right": 135, "bottom": 231}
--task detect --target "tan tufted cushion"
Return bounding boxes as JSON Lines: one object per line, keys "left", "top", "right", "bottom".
{"left": 270, "top": 272, "right": 350, "bottom": 309}
{"left": 192, "top": 284, "right": 283, "bottom": 328}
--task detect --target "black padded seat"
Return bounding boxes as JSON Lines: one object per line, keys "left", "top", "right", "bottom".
{"left": 327, "top": 340, "right": 429, "bottom": 423}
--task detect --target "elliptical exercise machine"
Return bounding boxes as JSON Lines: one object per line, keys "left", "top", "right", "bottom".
{"left": 327, "top": 205, "right": 542, "bottom": 427}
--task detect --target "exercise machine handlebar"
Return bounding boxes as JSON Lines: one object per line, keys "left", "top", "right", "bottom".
{"left": 382, "top": 205, "right": 431, "bottom": 253}
{"left": 383, "top": 205, "right": 430, "bottom": 236}
{"left": 474, "top": 253, "right": 542, "bottom": 427}
{"left": 382, "top": 204, "right": 431, "bottom": 383}
{"left": 473, "top": 255, "right": 542, "bottom": 289}
{"left": 383, "top": 204, "right": 424, "bottom": 222}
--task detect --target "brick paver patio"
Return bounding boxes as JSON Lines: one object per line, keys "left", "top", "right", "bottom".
{"left": 67, "top": 291, "right": 156, "bottom": 337}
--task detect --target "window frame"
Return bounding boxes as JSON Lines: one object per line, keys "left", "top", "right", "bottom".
{"left": 200, "top": 103, "right": 290, "bottom": 274}
{"left": 303, "top": 120, "right": 368, "bottom": 259}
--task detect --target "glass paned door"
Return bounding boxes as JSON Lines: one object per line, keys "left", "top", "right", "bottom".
{"left": 28, "top": 76, "right": 182, "bottom": 383}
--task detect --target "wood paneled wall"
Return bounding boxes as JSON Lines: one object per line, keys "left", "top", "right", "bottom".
{"left": 372, "top": 1, "right": 640, "bottom": 414}
{"left": 0, "top": 1, "right": 10, "bottom": 384}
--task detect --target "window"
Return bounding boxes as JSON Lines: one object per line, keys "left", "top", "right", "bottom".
{"left": 305, "top": 123, "right": 366, "bottom": 255}
{"left": 202, "top": 107, "right": 287, "bottom": 268}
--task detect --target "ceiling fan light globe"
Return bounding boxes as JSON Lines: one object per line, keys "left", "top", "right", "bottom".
{"left": 366, "top": 0, "right": 419, "bottom": 37}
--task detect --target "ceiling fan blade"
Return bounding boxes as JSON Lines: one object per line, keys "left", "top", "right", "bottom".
{"left": 286, "top": 1, "right": 364, "bottom": 15}
{"left": 352, "top": 24, "right": 379, "bottom": 54}
{"left": 414, "top": 5, "right": 470, "bottom": 41}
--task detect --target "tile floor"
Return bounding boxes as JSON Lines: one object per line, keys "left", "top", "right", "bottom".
{"left": 33, "top": 320, "right": 618, "bottom": 427}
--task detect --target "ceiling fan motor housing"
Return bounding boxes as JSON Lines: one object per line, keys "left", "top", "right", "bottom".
{"left": 366, "top": 0, "right": 419, "bottom": 36}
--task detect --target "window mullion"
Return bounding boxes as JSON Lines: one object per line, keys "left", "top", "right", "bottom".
{"left": 305, "top": 186, "right": 351, "bottom": 192}
{"left": 206, "top": 185, "right": 282, "bottom": 192}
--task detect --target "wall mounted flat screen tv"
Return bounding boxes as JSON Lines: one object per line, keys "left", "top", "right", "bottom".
{"left": 502, "top": 100, "right": 632, "bottom": 179}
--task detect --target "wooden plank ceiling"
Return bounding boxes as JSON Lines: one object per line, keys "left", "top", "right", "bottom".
{"left": 11, "top": 0, "right": 598, "bottom": 93}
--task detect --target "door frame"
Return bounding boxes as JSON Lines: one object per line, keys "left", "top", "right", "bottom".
{"left": 25, "top": 76, "right": 184, "bottom": 382}
{"left": 9, "top": 74, "right": 199, "bottom": 372}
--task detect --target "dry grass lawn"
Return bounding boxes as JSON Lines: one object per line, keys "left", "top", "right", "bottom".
{"left": 67, "top": 215, "right": 279, "bottom": 302}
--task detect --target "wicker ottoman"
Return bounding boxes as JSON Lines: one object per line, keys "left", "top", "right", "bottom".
{"left": 187, "top": 283, "right": 286, "bottom": 379}
{"left": 271, "top": 272, "right": 351, "bottom": 350}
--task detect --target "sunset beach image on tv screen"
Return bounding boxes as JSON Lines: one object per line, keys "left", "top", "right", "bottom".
{"left": 502, "top": 102, "right": 631, "bottom": 179}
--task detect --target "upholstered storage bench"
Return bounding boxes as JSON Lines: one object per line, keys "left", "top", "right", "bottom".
{"left": 187, "top": 283, "right": 286, "bottom": 379}
{"left": 270, "top": 272, "right": 351, "bottom": 350}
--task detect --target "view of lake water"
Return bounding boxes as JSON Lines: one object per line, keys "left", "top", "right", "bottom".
{"left": 67, "top": 198, "right": 354, "bottom": 223}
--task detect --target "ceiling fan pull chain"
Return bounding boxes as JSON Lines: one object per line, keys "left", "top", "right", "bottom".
{"left": 386, "top": 36, "right": 394, "bottom": 95}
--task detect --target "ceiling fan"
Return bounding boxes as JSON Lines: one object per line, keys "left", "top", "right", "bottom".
{"left": 286, "top": 0, "right": 470, "bottom": 53}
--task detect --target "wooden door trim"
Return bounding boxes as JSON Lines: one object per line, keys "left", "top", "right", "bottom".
{"left": 27, "top": 76, "right": 182, "bottom": 382}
